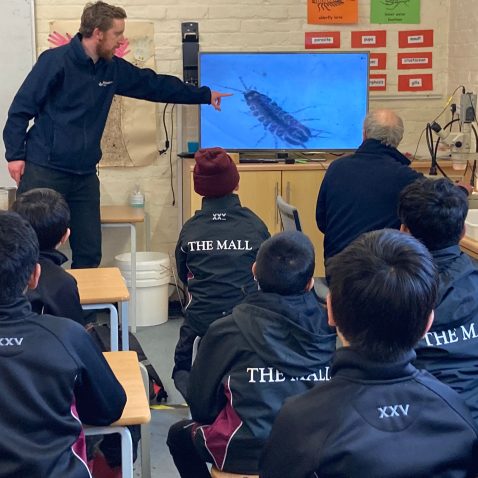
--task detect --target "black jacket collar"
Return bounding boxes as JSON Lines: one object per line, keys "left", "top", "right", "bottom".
{"left": 0, "top": 296, "right": 34, "bottom": 321}
{"left": 201, "top": 193, "right": 241, "bottom": 211}
{"left": 356, "top": 138, "right": 411, "bottom": 166}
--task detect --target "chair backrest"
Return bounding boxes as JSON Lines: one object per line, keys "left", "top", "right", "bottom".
{"left": 211, "top": 466, "right": 259, "bottom": 478}
{"left": 276, "top": 195, "right": 302, "bottom": 232}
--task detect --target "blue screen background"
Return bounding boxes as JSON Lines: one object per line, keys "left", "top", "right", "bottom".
{"left": 199, "top": 52, "right": 369, "bottom": 151}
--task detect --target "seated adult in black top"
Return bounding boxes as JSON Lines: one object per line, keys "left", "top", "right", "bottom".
{"left": 260, "top": 229, "right": 478, "bottom": 478}
{"left": 12, "top": 188, "right": 85, "bottom": 326}
{"left": 316, "top": 109, "right": 421, "bottom": 271}
{"left": 399, "top": 177, "right": 478, "bottom": 424}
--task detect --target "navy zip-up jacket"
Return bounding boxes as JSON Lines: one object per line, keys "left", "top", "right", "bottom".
{"left": 260, "top": 348, "right": 478, "bottom": 478}
{"left": 189, "top": 290, "right": 336, "bottom": 474}
{"left": 415, "top": 245, "right": 478, "bottom": 424}
{"left": 316, "top": 139, "right": 421, "bottom": 260}
{"left": 3, "top": 33, "right": 211, "bottom": 174}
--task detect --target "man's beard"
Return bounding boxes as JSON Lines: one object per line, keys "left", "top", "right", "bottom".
{"left": 97, "top": 42, "right": 115, "bottom": 61}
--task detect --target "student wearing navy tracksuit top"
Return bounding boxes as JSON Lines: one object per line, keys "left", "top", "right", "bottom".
{"left": 260, "top": 230, "right": 478, "bottom": 478}
{"left": 0, "top": 211, "right": 126, "bottom": 478}
{"left": 3, "top": 1, "right": 230, "bottom": 268}
{"left": 399, "top": 178, "right": 478, "bottom": 425}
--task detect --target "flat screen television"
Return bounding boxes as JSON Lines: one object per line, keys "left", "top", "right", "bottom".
{"left": 199, "top": 51, "right": 369, "bottom": 153}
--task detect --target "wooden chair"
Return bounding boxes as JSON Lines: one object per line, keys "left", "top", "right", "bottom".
{"left": 210, "top": 466, "right": 259, "bottom": 478}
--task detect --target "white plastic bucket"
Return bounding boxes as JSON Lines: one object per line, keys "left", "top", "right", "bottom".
{"left": 115, "top": 252, "right": 170, "bottom": 326}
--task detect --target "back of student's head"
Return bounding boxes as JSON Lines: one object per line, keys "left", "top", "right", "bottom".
{"left": 193, "top": 147, "right": 240, "bottom": 198}
{"left": 0, "top": 211, "right": 39, "bottom": 303}
{"left": 328, "top": 229, "right": 438, "bottom": 361}
{"left": 398, "top": 178, "right": 468, "bottom": 251}
{"left": 255, "top": 231, "right": 315, "bottom": 295}
{"left": 12, "top": 188, "right": 70, "bottom": 251}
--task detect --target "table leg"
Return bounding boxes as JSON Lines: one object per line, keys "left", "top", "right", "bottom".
{"left": 120, "top": 300, "right": 129, "bottom": 350}
{"left": 82, "top": 304, "right": 119, "bottom": 351}
{"left": 129, "top": 223, "right": 137, "bottom": 334}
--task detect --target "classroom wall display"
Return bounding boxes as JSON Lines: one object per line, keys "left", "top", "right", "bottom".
{"left": 397, "top": 52, "right": 432, "bottom": 69}
{"left": 307, "top": 0, "right": 358, "bottom": 24}
{"left": 398, "top": 29, "right": 434, "bottom": 48}
{"left": 305, "top": 31, "right": 341, "bottom": 49}
{"left": 370, "top": 53, "right": 387, "bottom": 70}
{"left": 398, "top": 73, "right": 433, "bottom": 91}
{"left": 369, "top": 74, "right": 387, "bottom": 91}
{"left": 371, "top": 0, "right": 421, "bottom": 24}
{"left": 49, "top": 20, "right": 157, "bottom": 168}
{"left": 351, "top": 30, "right": 387, "bottom": 48}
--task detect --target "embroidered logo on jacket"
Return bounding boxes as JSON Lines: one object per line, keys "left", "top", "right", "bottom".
{"left": 212, "top": 213, "right": 227, "bottom": 221}
{"left": 188, "top": 240, "right": 253, "bottom": 251}
{"left": 0, "top": 337, "right": 24, "bottom": 346}
{"left": 98, "top": 81, "right": 114, "bottom": 87}
{"left": 378, "top": 404, "right": 410, "bottom": 419}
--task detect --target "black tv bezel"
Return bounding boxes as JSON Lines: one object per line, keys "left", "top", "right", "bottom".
{"left": 198, "top": 50, "right": 370, "bottom": 154}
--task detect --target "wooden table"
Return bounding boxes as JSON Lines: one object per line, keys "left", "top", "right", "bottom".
{"left": 67, "top": 267, "right": 130, "bottom": 351}
{"left": 101, "top": 205, "right": 150, "bottom": 333}
{"left": 460, "top": 235, "right": 478, "bottom": 260}
{"left": 84, "top": 351, "right": 151, "bottom": 478}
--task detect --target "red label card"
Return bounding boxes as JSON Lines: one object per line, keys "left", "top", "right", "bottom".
{"left": 398, "top": 74, "right": 433, "bottom": 91}
{"left": 398, "top": 30, "right": 434, "bottom": 48}
{"left": 305, "top": 32, "right": 340, "bottom": 49}
{"left": 397, "top": 52, "right": 432, "bottom": 69}
{"left": 369, "top": 74, "right": 387, "bottom": 91}
{"left": 370, "top": 53, "right": 386, "bottom": 70}
{"left": 351, "top": 30, "right": 386, "bottom": 48}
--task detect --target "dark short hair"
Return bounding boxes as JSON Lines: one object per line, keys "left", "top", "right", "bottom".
{"left": 328, "top": 229, "right": 438, "bottom": 361}
{"left": 0, "top": 212, "right": 39, "bottom": 303}
{"left": 79, "top": 1, "right": 127, "bottom": 38}
{"left": 12, "top": 188, "right": 70, "bottom": 251}
{"left": 255, "top": 231, "right": 315, "bottom": 295}
{"left": 398, "top": 178, "right": 468, "bottom": 251}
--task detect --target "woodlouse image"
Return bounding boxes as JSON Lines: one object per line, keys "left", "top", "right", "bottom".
{"left": 313, "top": 0, "right": 345, "bottom": 11}
{"left": 219, "top": 78, "right": 326, "bottom": 148}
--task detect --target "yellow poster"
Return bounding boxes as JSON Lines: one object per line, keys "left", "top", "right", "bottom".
{"left": 307, "top": 0, "right": 358, "bottom": 24}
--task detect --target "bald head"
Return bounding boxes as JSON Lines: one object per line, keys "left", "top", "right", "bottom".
{"left": 363, "top": 109, "right": 404, "bottom": 148}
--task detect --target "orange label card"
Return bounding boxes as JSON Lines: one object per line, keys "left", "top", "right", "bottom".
{"left": 351, "top": 30, "right": 387, "bottom": 48}
{"left": 397, "top": 52, "right": 432, "bottom": 69}
{"left": 307, "top": 0, "right": 358, "bottom": 24}
{"left": 370, "top": 53, "right": 387, "bottom": 70}
{"left": 369, "top": 74, "right": 387, "bottom": 91}
{"left": 305, "top": 31, "right": 341, "bottom": 49}
{"left": 398, "top": 30, "right": 434, "bottom": 48}
{"left": 398, "top": 73, "right": 433, "bottom": 91}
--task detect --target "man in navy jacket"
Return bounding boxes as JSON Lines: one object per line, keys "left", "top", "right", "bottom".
{"left": 3, "top": 1, "right": 230, "bottom": 268}
{"left": 0, "top": 211, "right": 126, "bottom": 478}
{"left": 316, "top": 109, "right": 421, "bottom": 272}
{"left": 399, "top": 177, "right": 478, "bottom": 424}
{"left": 260, "top": 230, "right": 478, "bottom": 478}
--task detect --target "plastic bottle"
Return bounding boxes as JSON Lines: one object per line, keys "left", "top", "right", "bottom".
{"left": 129, "top": 185, "right": 145, "bottom": 208}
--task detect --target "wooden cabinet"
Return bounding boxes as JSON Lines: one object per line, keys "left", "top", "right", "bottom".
{"left": 182, "top": 160, "right": 327, "bottom": 275}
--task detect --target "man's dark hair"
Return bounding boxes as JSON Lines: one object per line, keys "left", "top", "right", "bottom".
{"left": 255, "top": 231, "right": 315, "bottom": 295}
{"left": 12, "top": 188, "right": 70, "bottom": 251}
{"left": 0, "top": 212, "right": 39, "bottom": 303}
{"left": 79, "top": 1, "right": 127, "bottom": 38}
{"left": 398, "top": 178, "right": 468, "bottom": 251}
{"left": 328, "top": 229, "right": 438, "bottom": 361}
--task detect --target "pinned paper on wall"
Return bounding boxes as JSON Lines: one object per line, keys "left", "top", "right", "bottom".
{"left": 351, "top": 30, "right": 387, "bottom": 48}
{"left": 305, "top": 31, "right": 341, "bottom": 49}
{"left": 370, "top": 53, "right": 387, "bottom": 70}
{"left": 369, "top": 74, "right": 387, "bottom": 91}
{"left": 371, "top": 0, "right": 420, "bottom": 24}
{"left": 307, "top": 0, "right": 358, "bottom": 24}
{"left": 398, "top": 73, "right": 433, "bottom": 91}
{"left": 397, "top": 52, "right": 432, "bottom": 69}
{"left": 399, "top": 29, "right": 434, "bottom": 48}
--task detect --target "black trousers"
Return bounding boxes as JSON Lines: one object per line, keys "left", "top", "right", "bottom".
{"left": 167, "top": 419, "right": 211, "bottom": 478}
{"left": 18, "top": 162, "right": 102, "bottom": 268}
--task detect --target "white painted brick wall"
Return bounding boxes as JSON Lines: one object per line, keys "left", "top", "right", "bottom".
{"left": 32, "top": 0, "right": 459, "bottom": 258}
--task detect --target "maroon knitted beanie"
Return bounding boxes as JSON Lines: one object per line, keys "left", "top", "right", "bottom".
{"left": 193, "top": 147, "right": 240, "bottom": 198}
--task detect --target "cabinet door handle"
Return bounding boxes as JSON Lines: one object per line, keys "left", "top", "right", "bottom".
{"left": 274, "top": 182, "right": 279, "bottom": 225}
{"left": 286, "top": 181, "right": 291, "bottom": 203}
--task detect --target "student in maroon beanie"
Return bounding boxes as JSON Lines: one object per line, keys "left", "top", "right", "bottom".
{"left": 172, "top": 147, "right": 270, "bottom": 400}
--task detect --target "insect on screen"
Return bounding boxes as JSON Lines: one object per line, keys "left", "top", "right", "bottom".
{"left": 199, "top": 51, "right": 369, "bottom": 152}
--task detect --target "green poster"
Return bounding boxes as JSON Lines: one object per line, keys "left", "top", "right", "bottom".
{"left": 371, "top": 0, "right": 420, "bottom": 24}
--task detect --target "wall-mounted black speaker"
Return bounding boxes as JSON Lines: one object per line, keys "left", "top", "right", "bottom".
{"left": 182, "top": 22, "right": 199, "bottom": 86}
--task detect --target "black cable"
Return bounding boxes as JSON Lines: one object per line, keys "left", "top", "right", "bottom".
{"left": 169, "top": 104, "right": 176, "bottom": 206}
{"left": 431, "top": 85, "right": 466, "bottom": 123}
{"left": 159, "top": 104, "right": 170, "bottom": 155}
